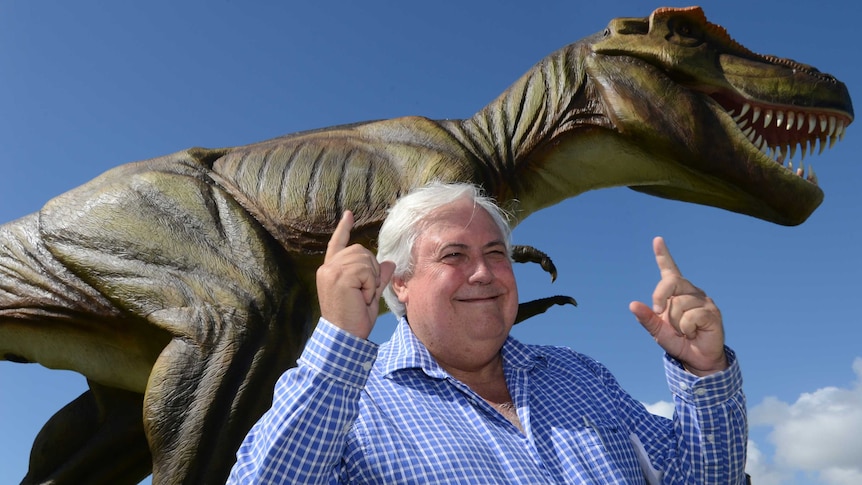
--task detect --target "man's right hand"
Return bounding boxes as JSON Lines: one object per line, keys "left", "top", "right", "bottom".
{"left": 316, "top": 210, "right": 396, "bottom": 339}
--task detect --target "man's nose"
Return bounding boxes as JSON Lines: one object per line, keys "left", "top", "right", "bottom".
{"left": 468, "top": 258, "right": 494, "bottom": 285}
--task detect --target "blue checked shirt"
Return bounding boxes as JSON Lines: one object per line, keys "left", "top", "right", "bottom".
{"left": 229, "top": 317, "right": 747, "bottom": 484}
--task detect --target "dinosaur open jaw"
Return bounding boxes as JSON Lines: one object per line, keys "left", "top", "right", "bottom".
{"left": 711, "top": 94, "right": 851, "bottom": 185}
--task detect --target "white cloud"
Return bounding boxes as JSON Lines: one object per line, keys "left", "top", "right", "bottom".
{"left": 748, "top": 357, "right": 862, "bottom": 485}
{"left": 818, "top": 468, "right": 862, "bottom": 485}
{"left": 643, "top": 361, "right": 862, "bottom": 485}
{"left": 744, "top": 439, "right": 789, "bottom": 485}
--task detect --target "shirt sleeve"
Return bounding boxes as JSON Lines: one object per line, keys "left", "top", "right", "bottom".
{"left": 635, "top": 347, "right": 747, "bottom": 484}
{"left": 226, "top": 318, "right": 378, "bottom": 485}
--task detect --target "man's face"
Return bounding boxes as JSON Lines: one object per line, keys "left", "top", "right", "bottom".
{"left": 392, "top": 198, "right": 518, "bottom": 369}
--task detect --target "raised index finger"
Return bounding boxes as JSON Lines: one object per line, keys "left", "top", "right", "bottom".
{"left": 653, "top": 236, "right": 682, "bottom": 277}
{"left": 325, "top": 210, "right": 355, "bottom": 261}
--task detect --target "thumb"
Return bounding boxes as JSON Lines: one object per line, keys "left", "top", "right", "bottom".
{"left": 629, "top": 301, "right": 662, "bottom": 339}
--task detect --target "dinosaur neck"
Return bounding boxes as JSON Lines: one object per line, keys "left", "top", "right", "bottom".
{"left": 446, "top": 41, "right": 610, "bottom": 223}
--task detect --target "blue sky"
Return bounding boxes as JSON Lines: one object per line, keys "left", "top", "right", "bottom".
{"left": 1, "top": 1, "right": 859, "bottom": 484}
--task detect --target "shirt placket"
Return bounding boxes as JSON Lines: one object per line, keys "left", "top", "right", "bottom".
{"left": 435, "top": 374, "right": 551, "bottom": 484}
{"left": 507, "top": 365, "right": 559, "bottom": 483}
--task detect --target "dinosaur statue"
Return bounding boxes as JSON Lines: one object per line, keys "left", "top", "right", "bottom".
{"left": 0, "top": 6, "right": 852, "bottom": 484}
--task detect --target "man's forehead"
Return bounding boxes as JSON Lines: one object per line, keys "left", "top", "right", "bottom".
{"left": 416, "top": 208, "right": 505, "bottom": 249}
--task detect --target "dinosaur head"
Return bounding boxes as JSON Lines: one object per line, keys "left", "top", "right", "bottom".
{"left": 585, "top": 6, "right": 853, "bottom": 226}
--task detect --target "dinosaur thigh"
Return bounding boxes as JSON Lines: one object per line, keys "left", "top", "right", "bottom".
{"left": 0, "top": 213, "right": 162, "bottom": 484}
{"left": 0, "top": 212, "right": 164, "bottom": 390}
{"left": 39, "top": 159, "right": 309, "bottom": 483}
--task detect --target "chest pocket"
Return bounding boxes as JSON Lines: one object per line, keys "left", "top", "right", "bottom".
{"left": 549, "top": 417, "right": 646, "bottom": 483}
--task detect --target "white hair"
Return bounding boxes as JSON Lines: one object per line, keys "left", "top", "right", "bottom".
{"left": 376, "top": 182, "right": 512, "bottom": 318}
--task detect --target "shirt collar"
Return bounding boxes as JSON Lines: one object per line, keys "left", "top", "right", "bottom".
{"left": 378, "top": 316, "right": 548, "bottom": 379}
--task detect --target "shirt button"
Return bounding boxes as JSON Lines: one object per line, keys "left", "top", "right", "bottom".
{"left": 694, "top": 388, "right": 707, "bottom": 396}
{"left": 679, "top": 383, "right": 689, "bottom": 391}
{"left": 361, "top": 361, "right": 373, "bottom": 371}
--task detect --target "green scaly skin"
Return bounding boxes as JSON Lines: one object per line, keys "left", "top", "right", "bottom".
{"left": 0, "top": 7, "right": 852, "bottom": 484}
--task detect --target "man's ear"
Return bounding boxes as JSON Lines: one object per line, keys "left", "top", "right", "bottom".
{"left": 391, "top": 275, "right": 408, "bottom": 303}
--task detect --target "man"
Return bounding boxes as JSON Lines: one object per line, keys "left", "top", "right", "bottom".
{"left": 228, "top": 182, "right": 747, "bottom": 483}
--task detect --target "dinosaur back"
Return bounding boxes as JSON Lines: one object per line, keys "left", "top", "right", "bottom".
{"left": 211, "top": 116, "right": 483, "bottom": 255}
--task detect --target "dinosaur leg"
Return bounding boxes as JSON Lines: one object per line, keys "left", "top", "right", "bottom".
{"left": 129, "top": 191, "right": 307, "bottom": 484}
{"left": 22, "top": 382, "right": 152, "bottom": 485}
{"left": 144, "top": 297, "right": 306, "bottom": 484}
{"left": 132, "top": 210, "right": 308, "bottom": 483}
{"left": 37, "top": 157, "right": 312, "bottom": 484}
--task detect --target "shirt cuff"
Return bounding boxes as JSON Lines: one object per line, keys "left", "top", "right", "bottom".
{"left": 664, "top": 347, "right": 743, "bottom": 407}
{"left": 297, "top": 317, "right": 379, "bottom": 389}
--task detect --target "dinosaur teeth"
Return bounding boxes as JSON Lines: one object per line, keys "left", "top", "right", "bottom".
{"left": 725, "top": 100, "right": 847, "bottom": 186}
{"left": 763, "top": 109, "right": 774, "bottom": 128}
{"left": 768, "top": 141, "right": 814, "bottom": 181}
{"left": 808, "top": 164, "right": 818, "bottom": 184}
{"left": 775, "top": 110, "right": 785, "bottom": 129}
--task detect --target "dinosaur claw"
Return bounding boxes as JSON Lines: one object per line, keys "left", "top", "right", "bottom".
{"left": 511, "top": 245, "right": 559, "bottom": 282}
{"left": 514, "top": 295, "right": 578, "bottom": 325}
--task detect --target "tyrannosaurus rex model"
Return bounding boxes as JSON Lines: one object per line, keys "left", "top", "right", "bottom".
{"left": 0, "top": 6, "right": 853, "bottom": 484}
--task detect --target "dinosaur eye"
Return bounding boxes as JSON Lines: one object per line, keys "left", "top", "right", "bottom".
{"left": 667, "top": 18, "right": 704, "bottom": 47}
{"left": 678, "top": 23, "right": 692, "bottom": 36}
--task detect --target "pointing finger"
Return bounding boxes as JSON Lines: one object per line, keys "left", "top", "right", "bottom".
{"left": 325, "top": 210, "right": 354, "bottom": 262}
{"left": 654, "top": 236, "right": 682, "bottom": 278}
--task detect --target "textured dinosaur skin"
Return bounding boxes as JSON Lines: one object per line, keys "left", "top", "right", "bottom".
{"left": 0, "top": 6, "right": 853, "bottom": 484}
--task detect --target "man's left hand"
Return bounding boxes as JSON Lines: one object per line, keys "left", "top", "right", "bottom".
{"left": 629, "top": 237, "right": 728, "bottom": 376}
